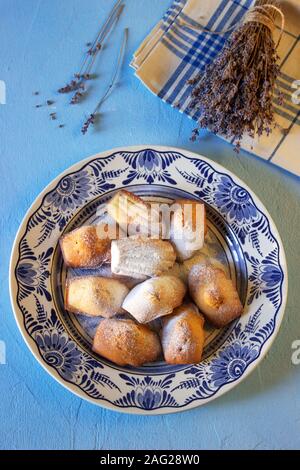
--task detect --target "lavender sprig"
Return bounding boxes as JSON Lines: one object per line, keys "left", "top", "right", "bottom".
{"left": 58, "top": 0, "right": 124, "bottom": 102}
{"left": 78, "top": 0, "right": 123, "bottom": 76}
{"left": 70, "top": 2, "right": 124, "bottom": 104}
{"left": 81, "top": 28, "right": 128, "bottom": 135}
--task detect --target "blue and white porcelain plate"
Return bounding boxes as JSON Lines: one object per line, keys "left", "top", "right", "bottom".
{"left": 9, "top": 146, "right": 288, "bottom": 414}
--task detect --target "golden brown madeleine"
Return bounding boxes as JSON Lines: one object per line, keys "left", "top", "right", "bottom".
{"left": 188, "top": 262, "right": 243, "bottom": 328}
{"left": 59, "top": 225, "right": 111, "bottom": 268}
{"left": 93, "top": 318, "right": 162, "bottom": 366}
{"left": 170, "top": 199, "right": 207, "bottom": 261}
{"left": 65, "top": 276, "right": 129, "bottom": 318}
{"left": 161, "top": 303, "right": 205, "bottom": 364}
{"left": 107, "top": 189, "right": 150, "bottom": 232}
{"left": 111, "top": 236, "right": 176, "bottom": 279}
{"left": 122, "top": 275, "right": 186, "bottom": 323}
{"left": 107, "top": 189, "right": 165, "bottom": 237}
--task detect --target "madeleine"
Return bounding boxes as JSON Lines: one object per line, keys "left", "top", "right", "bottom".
{"left": 65, "top": 276, "right": 129, "bottom": 318}
{"left": 188, "top": 262, "right": 243, "bottom": 328}
{"left": 93, "top": 318, "right": 162, "bottom": 366}
{"left": 161, "top": 303, "right": 205, "bottom": 364}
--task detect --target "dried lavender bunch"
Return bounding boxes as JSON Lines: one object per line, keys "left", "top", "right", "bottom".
{"left": 188, "top": 0, "right": 282, "bottom": 149}
{"left": 58, "top": 0, "right": 124, "bottom": 103}
{"left": 82, "top": 28, "right": 128, "bottom": 135}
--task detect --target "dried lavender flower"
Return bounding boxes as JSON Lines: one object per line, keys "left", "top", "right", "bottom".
{"left": 70, "top": 91, "right": 84, "bottom": 105}
{"left": 58, "top": 0, "right": 124, "bottom": 104}
{"left": 81, "top": 114, "right": 96, "bottom": 135}
{"left": 188, "top": 0, "right": 282, "bottom": 150}
{"left": 81, "top": 28, "right": 128, "bottom": 135}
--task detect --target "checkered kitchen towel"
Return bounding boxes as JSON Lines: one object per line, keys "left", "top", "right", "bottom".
{"left": 131, "top": 0, "right": 300, "bottom": 177}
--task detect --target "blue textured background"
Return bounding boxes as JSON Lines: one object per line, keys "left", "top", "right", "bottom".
{"left": 1, "top": 0, "right": 300, "bottom": 450}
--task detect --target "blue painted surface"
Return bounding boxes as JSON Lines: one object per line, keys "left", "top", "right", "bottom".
{"left": 0, "top": 0, "right": 300, "bottom": 450}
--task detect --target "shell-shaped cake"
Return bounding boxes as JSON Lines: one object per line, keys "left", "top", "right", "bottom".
{"left": 93, "top": 318, "right": 162, "bottom": 367}
{"left": 161, "top": 303, "right": 205, "bottom": 364}
{"left": 65, "top": 276, "right": 129, "bottom": 318}
{"left": 188, "top": 262, "right": 243, "bottom": 328}
{"left": 122, "top": 275, "right": 186, "bottom": 323}
{"left": 60, "top": 225, "right": 111, "bottom": 268}
{"left": 111, "top": 236, "right": 176, "bottom": 279}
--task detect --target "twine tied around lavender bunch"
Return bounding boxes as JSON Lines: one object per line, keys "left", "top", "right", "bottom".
{"left": 243, "top": 4, "right": 285, "bottom": 46}
{"left": 186, "top": 0, "right": 286, "bottom": 150}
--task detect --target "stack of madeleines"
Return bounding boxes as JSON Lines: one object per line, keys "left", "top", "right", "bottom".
{"left": 60, "top": 190, "right": 243, "bottom": 367}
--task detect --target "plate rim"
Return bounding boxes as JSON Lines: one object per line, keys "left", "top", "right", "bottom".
{"left": 9, "top": 145, "right": 288, "bottom": 415}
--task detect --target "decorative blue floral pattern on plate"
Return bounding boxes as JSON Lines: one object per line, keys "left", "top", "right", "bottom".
{"left": 213, "top": 176, "right": 258, "bottom": 224}
{"left": 122, "top": 149, "right": 179, "bottom": 185}
{"left": 10, "top": 147, "right": 287, "bottom": 414}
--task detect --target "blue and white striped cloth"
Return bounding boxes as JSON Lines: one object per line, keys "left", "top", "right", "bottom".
{"left": 131, "top": 0, "right": 300, "bottom": 177}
